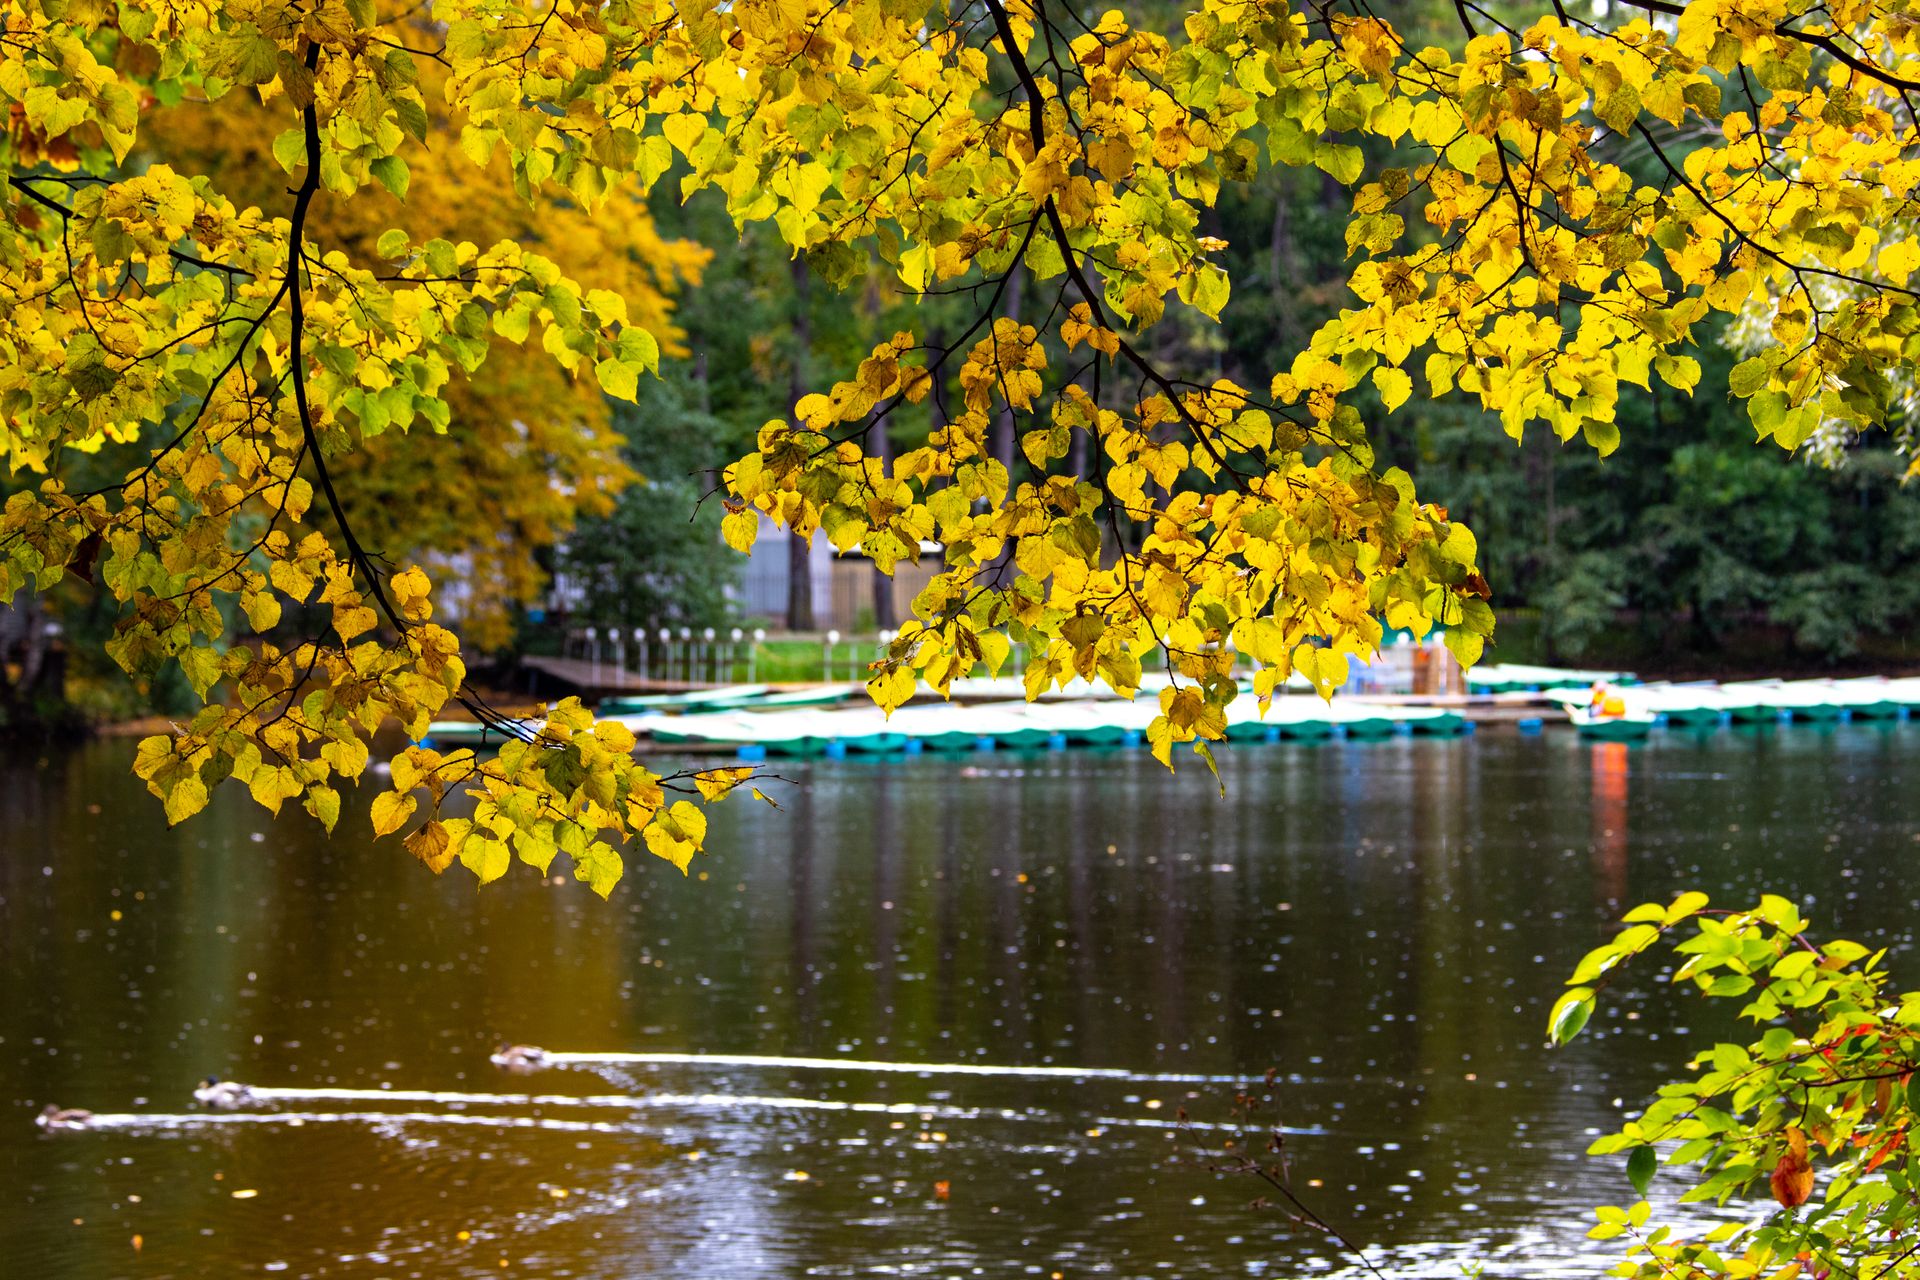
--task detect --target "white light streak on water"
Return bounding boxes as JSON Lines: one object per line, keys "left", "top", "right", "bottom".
{"left": 546, "top": 1050, "right": 1257, "bottom": 1085}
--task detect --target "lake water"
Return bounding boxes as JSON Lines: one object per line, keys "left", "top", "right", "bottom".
{"left": 3, "top": 725, "right": 1917, "bottom": 1278}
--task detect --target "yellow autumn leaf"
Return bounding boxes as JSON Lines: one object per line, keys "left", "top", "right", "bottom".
{"left": 1373, "top": 366, "right": 1413, "bottom": 413}
{"left": 370, "top": 790, "right": 416, "bottom": 838}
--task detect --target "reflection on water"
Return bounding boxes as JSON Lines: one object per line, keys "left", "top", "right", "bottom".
{"left": 3, "top": 726, "right": 1917, "bottom": 1278}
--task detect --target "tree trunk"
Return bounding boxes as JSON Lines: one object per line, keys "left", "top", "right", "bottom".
{"left": 868, "top": 421, "right": 899, "bottom": 631}
{"left": 785, "top": 256, "right": 816, "bottom": 632}
{"left": 0, "top": 589, "right": 62, "bottom": 726}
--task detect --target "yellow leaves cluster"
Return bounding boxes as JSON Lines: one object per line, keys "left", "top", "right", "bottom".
{"left": 793, "top": 333, "right": 930, "bottom": 431}
{"left": 728, "top": 303, "right": 1492, "bottom": 768}
{"left": 116, "top": 537, "right": 466, "bottom": 836}
{"left": 368, "top": 707, "right": 754, "bottom": 893}
{"left": 1307, "top": 0, "right": 1920, "bottom": 454}
{"left": 18, "top": 0, "right": 1920, "bottom": 878}
{"left": 958, "top": 321, "right": 1047, "bottom": 415}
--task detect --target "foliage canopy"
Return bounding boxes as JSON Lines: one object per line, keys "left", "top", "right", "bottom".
{"left": 4, "top": 0, "right": 1919, "bottom": 886}
{"left": 1555, "top": 895, "right": 1920, "bottom": 1280}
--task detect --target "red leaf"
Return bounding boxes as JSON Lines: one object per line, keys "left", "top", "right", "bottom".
{"left": 1771, "top": 1149, "right": 1813, "bottom": 1209}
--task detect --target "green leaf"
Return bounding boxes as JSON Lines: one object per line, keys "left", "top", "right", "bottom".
{"left": 1748, "top": 389, "right": 1788, "bottom": 441}
{"left": 222, "top": 28, "right": 282, "bottom": 84}
{"left": 1314, "top": 142, "right": 1364, "bottom": 185}
{"left": 304, "top": 785, "right": 341, "bottom": 833}
{"left": 594, "top": 357, "right": 639, "bottom": 401}
{"left": 1549, "top": 988, "right": 1595, "bottom": 1045}
{"left": 1443, "top": 626, "right": 1484, "bottom": 670}
{"left": 1627, "top": 1145, "right": 1657, "bottom": 1197}
{"left": 393, "top": 96, "right": 429, "bottom": 142}
{"left": 494, "top": 303, "right": 532, "bottom": 343}
{"left": 1581, "top": 418, "right": 1621, "bottom": 457}
{"left": 573, "top": 841, "right": 625, "bottom": 898}
{"left": 370, "top": 156, "right": 410, "bottom": 201}
{"left": 1178, "top": 264, "right": 1230, "bottom": 320}
{"left": 271, "top": 128, "right": 306, "bottom": 175}
{"left": 1728, "top": 356, "right": 1770, "bottom": 398}
{"left": 375, "top": 228, "right": 410, "bottom": 259}
{"left": 614, "top": 325, "right": 660, "bottom": 371}
{"left": 179, "top": 645, "right": 221, "bottom": 698}
{"left": 1775, "top": 404, "right": 1820, "bottom": 451}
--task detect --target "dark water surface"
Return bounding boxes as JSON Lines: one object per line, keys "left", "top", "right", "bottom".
{"left": 3, "top": 726, "right": 1917, "bottom": 1279}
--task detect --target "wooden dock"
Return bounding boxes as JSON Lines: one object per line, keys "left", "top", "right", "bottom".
{"left": 509, "top": 656, "right": 726, "bottom": 700}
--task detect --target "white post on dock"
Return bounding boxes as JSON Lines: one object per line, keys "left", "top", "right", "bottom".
{"left": 585, "top": 626, "right": 599, "bottom": 686}
{"left": 703, "top": 627, "right": 716, "bottom": 682}
{"left": 825, "top": 629, "right": 841, "bottom": 684}
{"left": 612, "top": 629, "right": 625, "bottom": 684}
{"left": 636, "top": 628, "right": 649, "bottom": 682}
{"left": 657, "top": 627, "right": 671, "bottom": 686}
{"left": 730, "top": 628, "right": 744, "bottom": 683}
{"left": 679, "top": 626, "right": 693, "bottom": 682}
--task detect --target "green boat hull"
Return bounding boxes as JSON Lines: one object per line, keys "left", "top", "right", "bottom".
{"left": 996, "top": 728, "right": 1058, "bottom": 749}
{"left": 839, "top": 734, "right": 909, "bottom": 754}
{"left": 1576, "top": 718, "right": 1653, "bottom": 741}
{"left": 762, "top": 736, "right": 831, "bottom": 757}
{"left": 917, "top": 731, "right": 987, "bottom": 752}
{"left": 1406, "top": 714, "right": 1468, "bottom": 736}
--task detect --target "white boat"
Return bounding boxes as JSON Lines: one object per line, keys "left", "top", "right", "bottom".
{"left": 1469, "top": 663, "right": 1636, "bottom": 694}
{"left": 1721, "top": 680, "right": 1846, "bottom": 722}
{"left": 886, "top": 703, "right": 1055, "bottom": 750}
{"left": 1564, "top": 705, "right": 1655, "bottom": 739}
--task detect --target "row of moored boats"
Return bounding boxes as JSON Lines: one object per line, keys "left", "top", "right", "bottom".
{"left": 419, "top": 670, "right": 1920, "bottom": 757}
{"left": 424, "top": 682, "right": 1472, "bottom": 758}
{"left": 1553, "top": 676, "right": 1920, "bottom": 739}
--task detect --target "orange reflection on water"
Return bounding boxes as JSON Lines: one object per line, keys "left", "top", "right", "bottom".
{"left": 1590, "top": 741, "right": 1630, "bottom": 906}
